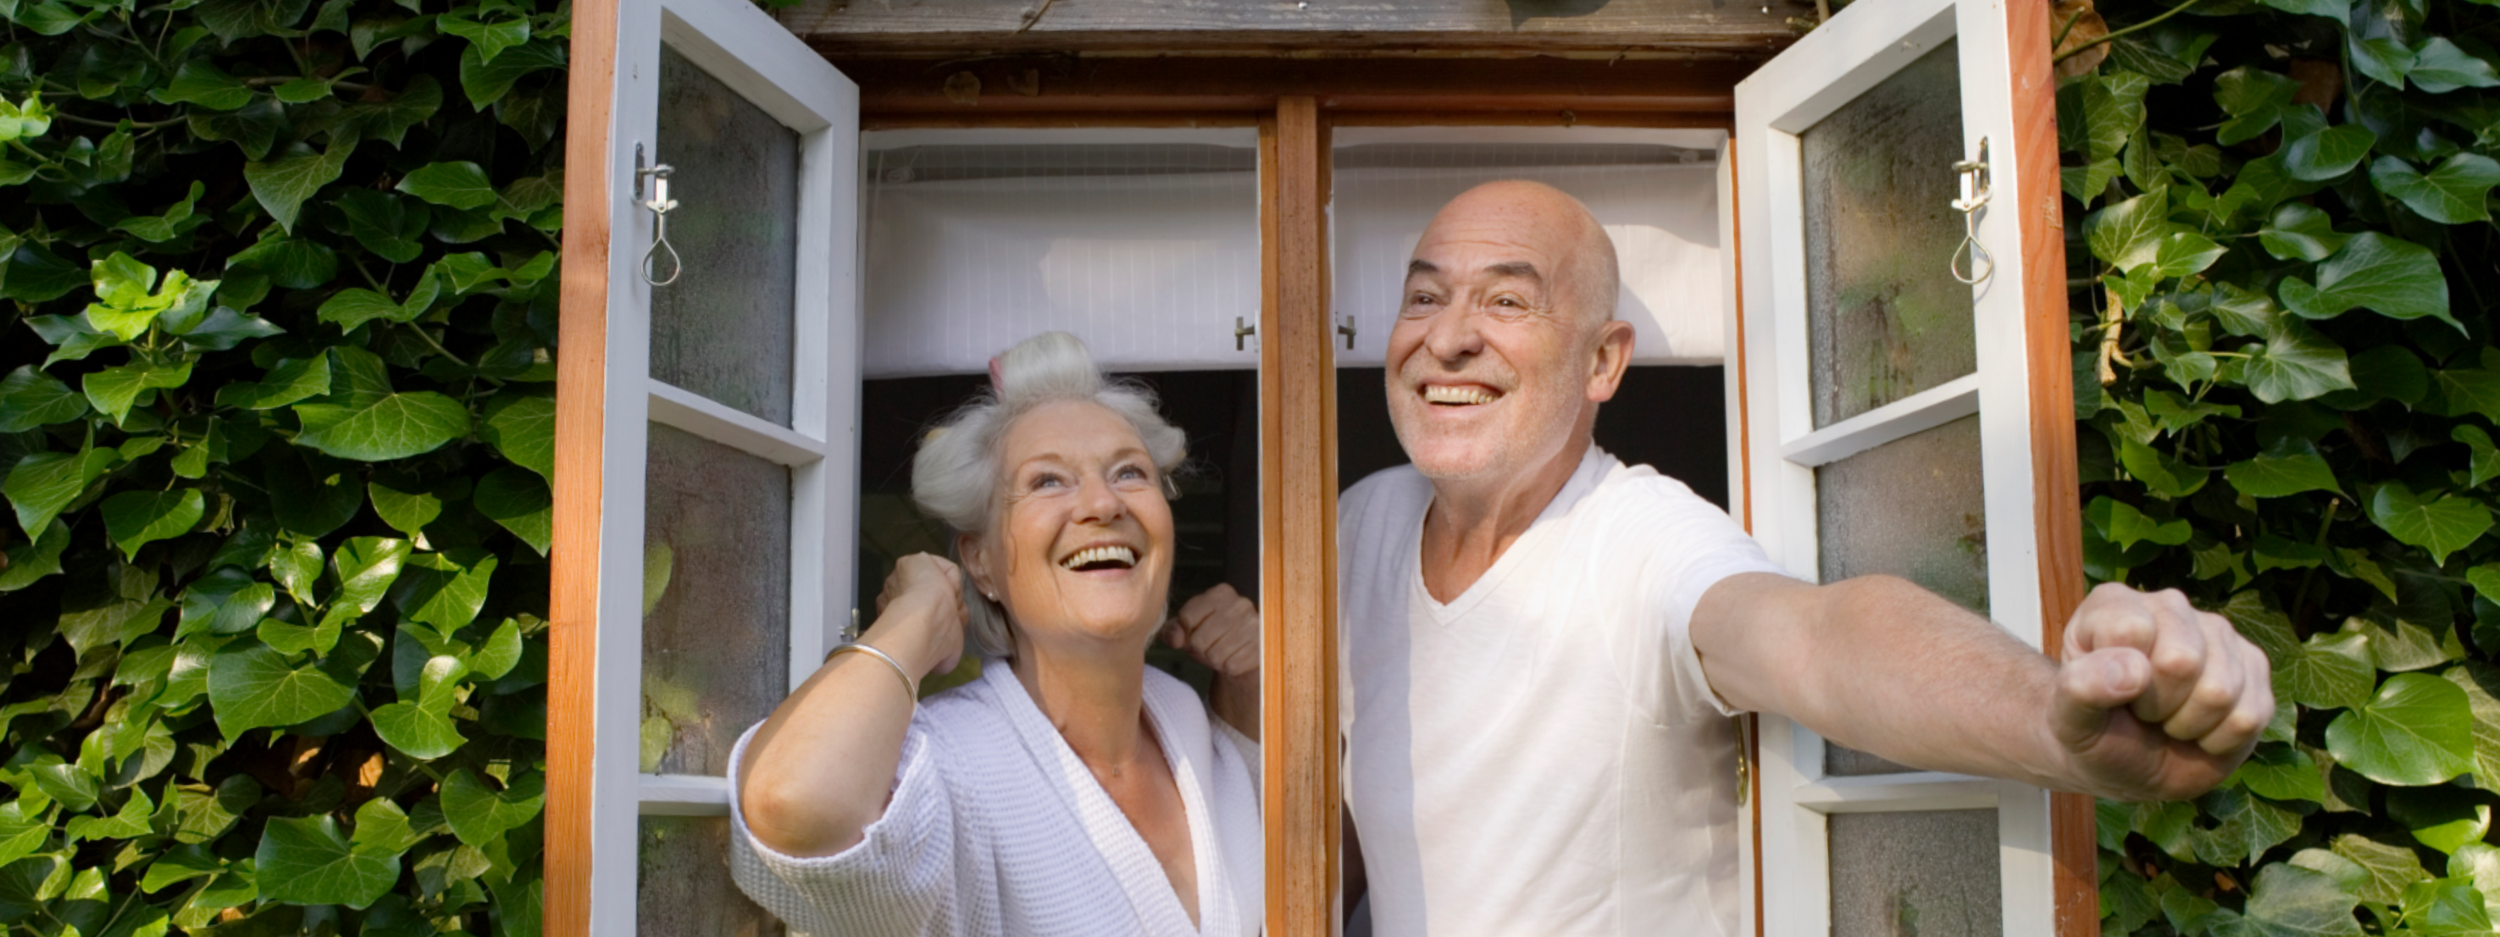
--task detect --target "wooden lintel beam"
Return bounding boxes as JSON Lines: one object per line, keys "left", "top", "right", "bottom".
{"left": 780, "top": 0, "right": 1816, "bottom": 54}
{"left": 836, "top": 55, "right": 1758, "bottom": 116}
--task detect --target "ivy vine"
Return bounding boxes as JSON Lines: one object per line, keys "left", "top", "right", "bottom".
{"left": 2063, "top": 0, "right": 2500, "bottom": 933}
{"left": 0, "top": 0, "right": 566, "bottom": 929}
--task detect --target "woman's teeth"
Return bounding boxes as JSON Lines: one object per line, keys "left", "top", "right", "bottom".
{"left": 1423, "top": 385, "right": 1498, "bottom": 405}
{"left": 1061, "top": 545, "right": 1137, "bottom": 570}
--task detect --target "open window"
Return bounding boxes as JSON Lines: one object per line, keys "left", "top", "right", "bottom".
{"left": 549, "top": 0, "right": 857, "bottom": 931}
{"left": 1732, "top": 0, "right": 2087, "bottom": 932}
{"left": 551, "top": 1, "right": 2085, "bottom": 929}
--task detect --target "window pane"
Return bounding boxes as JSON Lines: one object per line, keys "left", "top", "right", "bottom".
{"left": 639, "top": 816, "right": 785, "bottom": 937}
{"left": 1814, "top": 414, "right": 1987, "bottom": 614}
{"left": 1801, "top": 39, "right": 1974, "bottom": 428}
{"left": 652, "top": 45, "right": 799, "bottom": 426}
{"left": 643, "top": 423, "right": 791, "bottom": 776}
{"left": 1827, "top": 810, "right": 2002, "bottom": 937}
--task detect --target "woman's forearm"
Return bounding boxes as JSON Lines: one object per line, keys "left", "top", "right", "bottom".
{"left": 737, "top": 604, "right": 948, "bottom": 858}
{"left": 1211, "top": 670, "right": 1260, "bottom": 742}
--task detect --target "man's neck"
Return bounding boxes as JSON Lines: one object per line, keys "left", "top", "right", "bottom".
{"left": 1418, "top": 436, "right": 1592, "bottom": 603}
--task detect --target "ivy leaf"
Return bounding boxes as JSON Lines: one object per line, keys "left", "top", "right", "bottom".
{"left": 2434, "top": 368, "right": 2500, "bottom": 421}
{"left": 270, "top": 541, "right": 322, "bottom": 606}
{"left": 2353, "top": 35, "right": 2418, "bottom": 88}
{"left": 222, "top": 236, "right": 337, "bottom": 290}
{"left": 2293, "top": 631, "right": 2379, "bottom": 710}
{"left": 2260, "top": 202, "right": 2351, "bottom": 261}
{"left": 102, "top": 489, "right": 204, "bottom": 559}
{"left": 323, "top": 537, "right": 410, "bottom": 628}
{"left": 455, "top": 39, "right": 564, "bottom": 111}
{"left": 2282, "top": 123, "right": 2379, "bottom": 181}
{"left": 2388, "top": 787, "right": 2491, "bottom": 855}
{"left": 2409, "top": 37, "right": 2500, "bottom": 93}
{"left": 2211, "top": 282, "right": 2282, "bottom": 336}
{"left": 2231, "top": 744, "right": 2327, "bottom": 802}
{"left": 0, "top": 366, "right": 89, "bottom": 431}
{"left": 0, "top": 520, "right": 71, "bottom": 593}
{"left": 4, "top": 445, "right": 116, "bottom": 538}
{"left": 213, "top": 354, "right": 331, "bottom": 410}
{"left": 2277, "top": 233, "right": 2459, "bottom": 331}
{"left": 471, "top": 618, "right": 523, "bottom": 680}
{"left": 266, "top": 449, "right": 364, "bottom": 539}
{"left": 439, "top": 6, "right": 529, "bottom": 63}
{"left": 2089, "top": 496, "right": 2193, "bottom": 549}
{"left": 2085, "top": 190, "right": 2170, "bottom": 271}
{"left": 367, "top": 477, "right": 442, "bottom": 538}
{"left": 207, "top": 640, "right": 357, "bottom": 736}
{"left": 2368, "top": 482, "right": 2492, "bottom": 565}
{"left": 153, "top": 60, "right": 254, "bottom": 110}
{"left": 174, "top": 306, "right": 285, "bottom": 351}
{"left": 2237, "top": 862, "right": 2366, "bottom": 937}
{"left": 477, "top": 393, "right": 555, "bottom": 481}
{"left": 391, "top": 551, "right": 498, "bottom": 632}
{"left": 2226, "top": 437, "right": 2341, "bottom": 497}
{"left": 2214, "top": 66, "right": 2302, "bottom": 144}
{"left": 2444, "top": 662, "right": 2500, "bottom": 786}
{"left": 82, "top": 359, "right": 194, "bottom": 424}
{"left": 474, "top": 466, "right": 550, "bottom": 555}
{"left": 2369, "top": 153, "right": 2500, "bottom": 223}
{"left": 255, "top": 815, "right": 398, "bottom": 908}
{"left": 335, "top": 75, "right": 441, "bottom": 150}
{"left": 2192, "top": 786, "right": 2305, "bottom": 867}
{"left": 243, "top": 140, "right": 352, "bottom": 233}
{"left": 440, "top": 769, "right": 543, "bottom": 850}
{"left": 329, "top": 189, "right": 430, "bottom": 263}
{"left": 2243, "top": 319, "right": 2356, "bottom": 403}
{"left": 369, "top": 702, "right": 465, "bottom": 759}
{"left": 2454, "top": 425, "right": 2500, "bottom": 488}
{"left": 2120, "top": 437, "right": 2209, "bottom": 496}
{"left": 395, "top": 161, "right": 498, "bottom": 211}
{"left": 2325, "top": 671, "right": 2476, "bottom": 785}
{"left": 293, "top": 391, "right": 472, "bottom": 461}
{"left": 2334, "top": 833, "right": 2433, "bottom": 904}
{"left": 2152, "top": 230, "right": 2227, "bottom": 279}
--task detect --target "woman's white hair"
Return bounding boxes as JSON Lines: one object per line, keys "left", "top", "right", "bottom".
{"left": 910, "top": 332, "right": 1188, "bottom": 658}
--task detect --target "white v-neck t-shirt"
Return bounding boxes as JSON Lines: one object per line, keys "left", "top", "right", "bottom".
{"left": 1339, "top": 447, "right": 1788, "bottom": 937}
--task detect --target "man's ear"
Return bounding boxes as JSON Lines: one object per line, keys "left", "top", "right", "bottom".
{"left": 1585, "top": 318, "right": 1636, "bottom": 403}
{"left": 957, "top": 532, "right": 997, "bottom": 600}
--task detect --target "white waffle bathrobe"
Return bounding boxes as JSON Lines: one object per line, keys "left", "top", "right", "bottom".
{"left": 728, "top": 662, "right": 1264, "bottom": 937}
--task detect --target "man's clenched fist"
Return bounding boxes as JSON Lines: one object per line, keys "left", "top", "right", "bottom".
{"left": 2051, "top": 583, "right": 2275, "bottom": 801}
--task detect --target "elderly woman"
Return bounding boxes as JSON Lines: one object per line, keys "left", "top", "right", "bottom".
{"left": 728, "top": 332, "right": 1264, "bottom": 936}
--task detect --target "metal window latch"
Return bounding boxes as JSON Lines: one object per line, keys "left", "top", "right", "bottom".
{"left": 1734, "top": 714, "right": 1753, "bottom": 806}
{"left": 635, "top": 144, "right": 683, "bottom": 287}
{"left": 1235, "top": 316, "right": 1256, "bottom": 351}
{"left": 1950, "top": 137, "right": 1993, "bottom": 286}
{"left": 1337, "top": 315, "right": 1356, "bottom": 350}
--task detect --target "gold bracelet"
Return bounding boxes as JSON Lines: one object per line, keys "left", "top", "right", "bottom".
{"left": 828, "top": 643, "right": 918, "bottom": 703}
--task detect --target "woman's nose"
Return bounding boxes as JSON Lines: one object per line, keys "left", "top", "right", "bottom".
{"left": 1071, "top": 474, "right": 1125, "bottom": 524}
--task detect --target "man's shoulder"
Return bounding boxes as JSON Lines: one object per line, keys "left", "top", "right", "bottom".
{"left": 1584, "top": 460, "right": 1727, "bottom": 524}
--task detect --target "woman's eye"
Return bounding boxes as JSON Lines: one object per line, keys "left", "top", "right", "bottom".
{"left": 1028, "top": 473, "right": 1065, "bottom": 490}
{"left": 1114, "top": 465, "right": 1149, "bottom": 483}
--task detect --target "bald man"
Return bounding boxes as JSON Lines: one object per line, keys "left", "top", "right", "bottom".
{"left": 1335, "top": 181, "right": 2271, "bottom": 937}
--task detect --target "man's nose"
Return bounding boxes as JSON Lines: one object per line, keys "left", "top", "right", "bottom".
{"left": 1420, "top": 299, "right": 1485, "bottom": 362}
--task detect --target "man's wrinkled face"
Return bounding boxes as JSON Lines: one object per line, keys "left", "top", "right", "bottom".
{"left": 1385, "top": 189, "right": 1604, "bottom": 485}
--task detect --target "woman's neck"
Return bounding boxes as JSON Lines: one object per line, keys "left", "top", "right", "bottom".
{"left": 1009, "top": 639, "right": 1151, "bottom": 772}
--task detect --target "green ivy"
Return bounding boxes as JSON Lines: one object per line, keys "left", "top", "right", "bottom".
{"left": 2066, "top": 0, "right": 2500, "bottom": 933}
{"left": 0, "top": 0, "right": 565, "bottom": 927}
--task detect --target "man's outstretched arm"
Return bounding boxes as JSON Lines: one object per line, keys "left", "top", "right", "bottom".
{"left": 1690, "top": 573, "right": 2273, "bottom": 802}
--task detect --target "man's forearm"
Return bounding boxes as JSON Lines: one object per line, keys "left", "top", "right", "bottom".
{"left": 1695, "top": 573, "right": 2071, "bottom": 788}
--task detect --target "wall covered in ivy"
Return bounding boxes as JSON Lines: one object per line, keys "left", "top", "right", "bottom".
{"left": 0, "top": 0, "right": 567, "bottom": 929}
{"left": 2060, "top": 0, "right": 2500, "bottom": 932}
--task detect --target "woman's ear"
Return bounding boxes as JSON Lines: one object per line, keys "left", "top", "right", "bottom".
{"left": 957, "top": 532, "right": 997, "bottom": 601}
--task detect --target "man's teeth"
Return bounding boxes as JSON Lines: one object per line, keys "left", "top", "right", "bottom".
{"left": 1423, "top": 385, "right": 1498, "bottom": 405}
{"left": 1061, "top": 545, "right": 1137, "bottom": 570}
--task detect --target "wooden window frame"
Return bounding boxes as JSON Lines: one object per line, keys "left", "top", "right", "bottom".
{"left": 551, "top": 22, "right": 2085, "bottom": 936}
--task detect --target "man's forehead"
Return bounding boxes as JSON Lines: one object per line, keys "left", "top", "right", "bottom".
{"left": 1405, "top": 257, "right": 1544, "bottom": 283}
